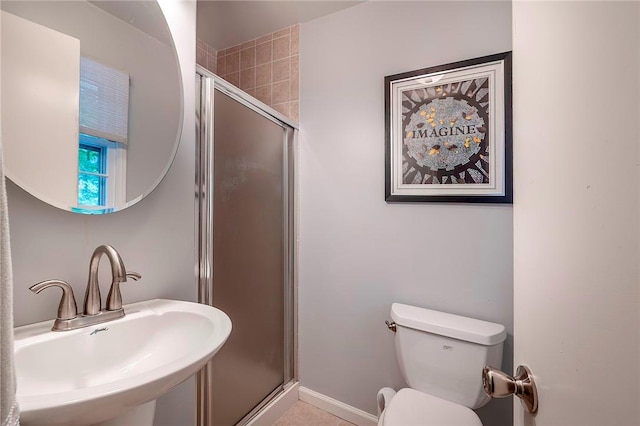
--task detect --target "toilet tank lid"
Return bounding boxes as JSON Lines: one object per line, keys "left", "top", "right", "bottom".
{"left": 390, "top": 303, "right": 506, "bottom": 346}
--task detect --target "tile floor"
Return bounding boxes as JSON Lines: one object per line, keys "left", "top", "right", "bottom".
{"left": 273, "top": 401, "right": 355, "bottom": 426}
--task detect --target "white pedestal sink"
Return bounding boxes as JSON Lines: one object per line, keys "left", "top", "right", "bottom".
{"left": 14, "top": 299, "right": 232, "bottom": 426}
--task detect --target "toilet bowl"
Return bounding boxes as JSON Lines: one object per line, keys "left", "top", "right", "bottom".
{"left": 379, "top": 389, "right": 482, "bottom": 426}
{"left": 378, "top": 303, "right": 506, "bottom": 425}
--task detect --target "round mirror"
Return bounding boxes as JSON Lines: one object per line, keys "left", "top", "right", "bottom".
{"left": 1, "top": 0, "right": 183, "bottom": 214}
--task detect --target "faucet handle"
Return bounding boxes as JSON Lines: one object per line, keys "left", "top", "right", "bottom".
{"left": 106, "top": 271, "right": 142, "bottom": 311}
{"left": 30, "top": 280, "right": 78, "bottom": 321}
{"left": 126, "top": 271, "right": 142, "bottom": 281}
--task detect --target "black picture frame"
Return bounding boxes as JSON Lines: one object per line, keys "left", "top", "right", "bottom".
{"left": 385, "top": 52, "right": 512, "bottom": 203}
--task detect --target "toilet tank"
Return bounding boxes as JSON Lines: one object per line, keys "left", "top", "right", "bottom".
{"left": 390, "top": 303, "right": 506, "bottom": 409}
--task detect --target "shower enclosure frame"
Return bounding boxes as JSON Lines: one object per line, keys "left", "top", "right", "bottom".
{"left": 195, "top": 65, "right": 298, "bottom": 426}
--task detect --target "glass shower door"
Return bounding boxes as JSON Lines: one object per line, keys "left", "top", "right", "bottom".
{"left": 196, "top": 70, "right": 295, "bottom": 426}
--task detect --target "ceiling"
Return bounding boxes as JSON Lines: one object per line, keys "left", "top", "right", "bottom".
{"left": 197, "top": 1, "right": 364, "bottom": 50}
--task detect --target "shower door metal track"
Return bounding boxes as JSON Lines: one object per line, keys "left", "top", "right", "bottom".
{"left": 195, "top": 65, "right": 298, "bottom": 426}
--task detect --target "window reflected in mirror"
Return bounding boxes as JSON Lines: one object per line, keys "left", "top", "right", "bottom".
{"left": 78, "top": 57, "right": 129, "bottom": 209}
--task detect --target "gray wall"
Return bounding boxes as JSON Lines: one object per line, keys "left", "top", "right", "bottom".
{"left": 6, "top": 1, "right": 197, "bottom": 425}
{"left": 298, "top": 2, "right": 513, "bottom": 424}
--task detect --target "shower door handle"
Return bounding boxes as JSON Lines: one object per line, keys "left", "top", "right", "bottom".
{"left": 482, "top": 365, "right": 538, "bottom": 413}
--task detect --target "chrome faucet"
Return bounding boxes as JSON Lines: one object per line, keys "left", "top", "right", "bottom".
{"left": 84, "top": 245, "right": 128, "bottom": 315}
{"left": 30, "top": 244, "right": 142, "bottom": 331}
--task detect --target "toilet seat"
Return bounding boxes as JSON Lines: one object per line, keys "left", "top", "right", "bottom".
{"left": 380, "top": 388, "right": 482, "bottom": 426}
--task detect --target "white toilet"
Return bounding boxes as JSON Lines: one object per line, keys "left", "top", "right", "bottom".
{"left": 378, "top": 303, "right": 507, "bottom": 426}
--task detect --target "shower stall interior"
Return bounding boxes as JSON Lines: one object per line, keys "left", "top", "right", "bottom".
{"left": 195, "top": 66, "right": 297, "bottom": 426}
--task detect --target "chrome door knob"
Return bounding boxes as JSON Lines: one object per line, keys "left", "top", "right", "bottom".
{"left": 482, "top": 365, "right": 538, "bottom": 413}
{"left": 482, "top": 367, "right": 516, "bottom": 397}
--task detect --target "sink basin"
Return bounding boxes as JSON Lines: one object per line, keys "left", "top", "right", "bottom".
{"left": 14, "top": 298, "right": 232, "bottom": 426}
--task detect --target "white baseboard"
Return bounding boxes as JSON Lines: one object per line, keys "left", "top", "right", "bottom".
{"left": 246, "top": 382, "right": 300, "bottom": 426}
{"left": 299, "top": 387, "right": 378, "bottom": 426}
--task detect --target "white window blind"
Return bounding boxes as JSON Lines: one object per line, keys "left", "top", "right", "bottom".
{"left": 79, "top": 56, "right": 130, "bottom": 145}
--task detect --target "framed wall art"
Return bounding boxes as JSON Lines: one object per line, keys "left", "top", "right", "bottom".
{"left": 385, "top": 52, "right": 512, "bottom": 203}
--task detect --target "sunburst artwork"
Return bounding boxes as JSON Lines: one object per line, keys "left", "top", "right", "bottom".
{"left": 385, "top": 52, "right": 512, "bottom": 203}
{"left": 401, "top": 78, "right": 490, "bottom": 185}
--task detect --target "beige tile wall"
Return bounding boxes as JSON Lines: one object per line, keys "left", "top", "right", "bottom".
{"left": 196, "top": 38, "right": 217, "bottom": 74}
{"left": 196, "top": 25, "right": 299, "bottom": 122}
